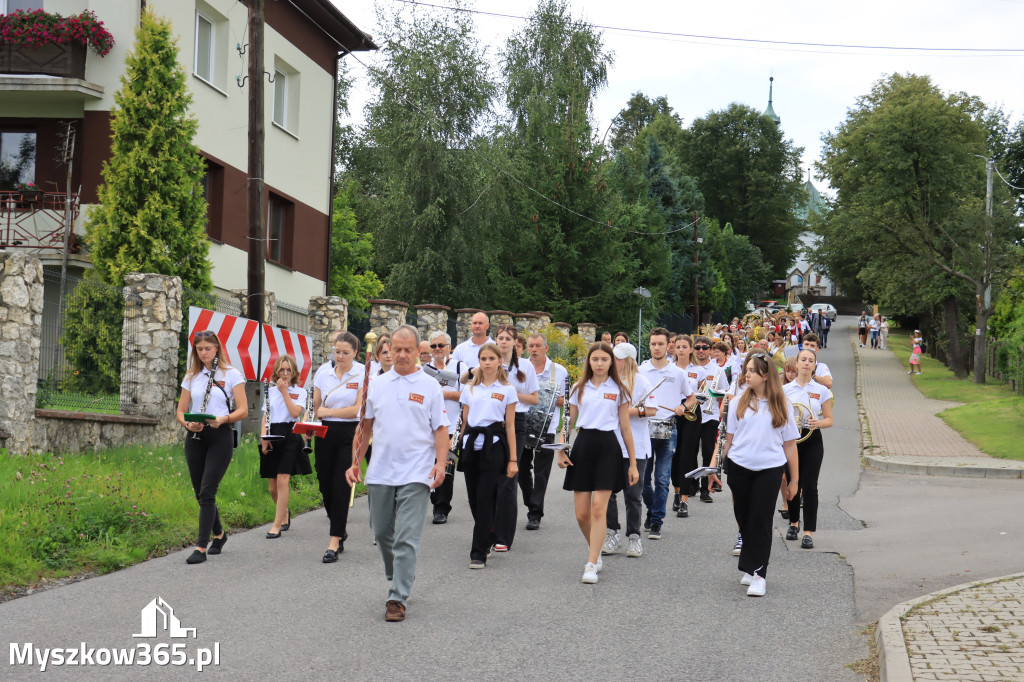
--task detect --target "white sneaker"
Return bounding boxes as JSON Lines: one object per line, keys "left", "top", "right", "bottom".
{"left": 740, "top": 572, "right": 754, "bottom": 586}
{"left": 601, "top": 530, "right": 621, "bottom": 555}
{"left": 732, "top": 533, "right": 743, "bottom": 556}
{"left": 625, "top": 534, "right": 643, "bottom": 557}
{"left": 747, "top": 574, "right": 766, "bottom": 597}
{"left": 595, "top": 557, "right": 603, "bottom": 573}
{"left": 582, "top": 562, "right": 599, "bottom": 584}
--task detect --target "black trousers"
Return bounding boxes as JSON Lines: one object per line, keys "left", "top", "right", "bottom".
{"left": 673, "top": 416, "right": 703, "bottom": 493}
{"left": 184, "top": 425, "right": 233, "bottom": 549}
{"left": 727, "top": 461, "right": 785, "bottom": 578}
{"left": 314, "top": 421, "right": 356, "bottom": 539}
{"left": 518, "top": 432, "right": 555, "bottom": 521}
{"left": 788, "top": 430, "right": 824, "bottom": 532}
{"left": 494, "top": 414, "right": 526, "bottom": 547}
{"left": 464, "top": 467, "right": 504, "bottom": 562}
{"left": 607, "top": 458, "right": 648, "bottom": 536}
{"left": 430, "top": 445, "right": 456, "bottom": 516}
{"left": 697, "top": 418, "right": 719, "bottom": 494}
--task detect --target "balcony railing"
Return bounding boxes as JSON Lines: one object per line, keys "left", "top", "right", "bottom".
{"left": 0, "top": 42, "right": 87, "bottom": 80}
{"left": 0, "top": 191, "right": 80, "bottom": 250}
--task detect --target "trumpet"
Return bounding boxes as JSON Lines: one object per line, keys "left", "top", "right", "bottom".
{"left": 682, "top": 378, "right": 709, "bottom": 421}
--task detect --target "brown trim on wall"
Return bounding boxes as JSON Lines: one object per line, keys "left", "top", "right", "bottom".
{"left": 264, "top": 0, "right": 337, "bottom": 74}
{"left": 0, "top": 116, "right": 86, "bottom": 198}
{"left": 81, "top": 110, "right": 112, "bottom": 204}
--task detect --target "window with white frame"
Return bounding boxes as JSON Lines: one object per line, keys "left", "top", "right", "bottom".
{"left": 194, "top": 11, "right": 214, "bottom": 84}
{"left": 271, "top": 57, "right": 300, "bottom": 134}
{"left": 192, "top": 2, "right": 228, "bottom": 91}
{"left": 272, "top": 69, "right": 288, "bottom": 128}
{"left": 1, "top": 1, "right": 45, "bottom": 13}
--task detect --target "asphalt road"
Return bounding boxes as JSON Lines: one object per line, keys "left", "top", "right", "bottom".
{"left": 1, "top": 321, "right": 883, "bottom": 680}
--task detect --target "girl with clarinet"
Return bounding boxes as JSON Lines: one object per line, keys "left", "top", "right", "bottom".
{"left": 313, "top": 331, "right": 363, "bottom": 562}
{"left": 176, "top": 330, "right": 247, "bottom": 565}
{"left": 782, "top": 349, "right": 833, "bottom": 549}
{"left": 458, "top": 343, "right": 518, "bottom": 568}
{"left": 260, "top": 354, "right": 312, "bottom": 538}
{"left": 558, "top": 342, "right": 638, "bottom": 584}
{"left": 708, "top": 353, "right": 798, "bottom": 597}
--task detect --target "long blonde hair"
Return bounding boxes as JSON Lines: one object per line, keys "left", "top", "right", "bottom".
{"left": 469, "top": 343, "right": 510, "bottom": 388}
{"left": 271, "top": 354, "right": 299, "bottom": 387}
{"left": 186, "top": 330, "right": 232, "bottom": 379}
{"left": 735, "top": 353, "right": 789, "bottom": 428}
{"left": 617, "top": 355, "right": 638, "bottom": 393}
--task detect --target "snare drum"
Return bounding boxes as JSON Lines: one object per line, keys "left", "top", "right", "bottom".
{"left": 648, "top": 418, "right": 675, "bottom": 440}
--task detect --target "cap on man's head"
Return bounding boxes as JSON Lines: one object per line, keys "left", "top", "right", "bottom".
{"left": 612, "top": 343, "right": 637, "bottom": 361}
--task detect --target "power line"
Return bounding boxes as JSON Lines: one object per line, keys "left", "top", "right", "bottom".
{"left": 994, "top": 164, "right": 1024, "bottom": 191}
{"left": 395, "top": 0, "right": 1024, "bottom": 55}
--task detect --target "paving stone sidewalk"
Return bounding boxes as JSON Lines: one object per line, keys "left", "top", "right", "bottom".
{"left": 853, "top": 327, "right": 1024, "bottom": 680}
{"left": 853, "top": 335, "right": 1024, "bottom": 478}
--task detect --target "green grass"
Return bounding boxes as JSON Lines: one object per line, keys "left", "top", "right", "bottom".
{"left": 887, "top": 331, "right": 1024, "bottom": 460}
{"left": 35, "top": 389, "right": 121, "bottom": 414}
{"left": 0, "top": 436, "right": 360, "bottom": 595}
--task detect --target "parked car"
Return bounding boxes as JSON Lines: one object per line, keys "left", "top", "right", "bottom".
{"left": 788, "top": 302, "right": 805, "bottom": 313}
{"left": 809, "top": 303, "right": 838, "bottom": 321}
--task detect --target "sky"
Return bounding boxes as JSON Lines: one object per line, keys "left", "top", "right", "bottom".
{"left": 331, "top": 0, "right": 1024, "bottom": 195}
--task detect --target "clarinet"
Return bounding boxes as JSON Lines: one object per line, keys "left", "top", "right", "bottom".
{"left": 447, "top": 409, "right": 462, "bottom": 477}
{"left": 300, "top": 382, "right": 316, "bottom": 455}
{"left": 191, "top": 356, "right": 218, "bottom": 441}
{"left": 263, "top": 381, "right": 273, "bottom": 450}
{"left": 560, "top": 375, "right": 572, "bottom": 455}
{"left": 712, "top": 393, "right": 730, "bottom": 476}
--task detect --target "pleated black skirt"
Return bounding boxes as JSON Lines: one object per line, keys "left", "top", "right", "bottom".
{"left": 562, "top": 428, "right": 626, "bottom": 493}
{"left": 259, "top": 422, "right": 313, "bottom": 478}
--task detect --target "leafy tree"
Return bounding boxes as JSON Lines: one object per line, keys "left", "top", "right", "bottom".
{"left": 609, "top": 92, "right": 679, "bottom": 153}
{"left": 681, "top": 103, "right": 805, "bottom": 279}
{"left": 329, "top": 180, "right": 382, "bottom": 310}
{"left": 65, "top": 12, "right": 209, "bottom": 397}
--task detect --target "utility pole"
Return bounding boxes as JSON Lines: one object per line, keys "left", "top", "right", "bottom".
{"left": 247, "top": 0, "right": 266, "bottom": 327}
{"left": 693, "top": 211, "right": 700, "bottom": 330}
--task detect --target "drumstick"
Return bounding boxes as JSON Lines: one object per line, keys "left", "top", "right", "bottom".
{"left": 350, "top": 337, "right": 376, "bottom": 508}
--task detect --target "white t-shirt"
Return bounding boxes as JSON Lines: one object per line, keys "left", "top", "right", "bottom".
{"left": 868, "top": 319, "right": 880, "bottom": 331}
{"left": 725, "top": 396, "right": 800, "bottom": 471}
{"left": 450, "top": 336, "right": 494, "bottom": 371}
{"left": 637, "top": 359, "right": 693, "bottom": 421}
{"left": 261, "top": 384, "right": 306, "bottom": 423}
{"left": 570, "top": 377, "right": 627, "bottom": 431}
{"left": 315, "top": 365, "right": 363, "bottom": 423}
{"left": 425, "top": 360, "right": 462, "bottom": 434}
{"left": 314, "top": 359, "right": 364, "bottom": 387}
{"left": 364, "top": 369, "right": 448, "bottom": 486}
{"left": 504, "top": 358, "right": 540, "bottom": 414}
{"left": 459, "top": 381, "right": 518, "bottom": 449}
{"left": 181, "top": 366, "right": 245, "bottom": 418}
{"left": 533, "top": 357, "right": 569, "bottom": 436}
{"left": 783, "top": 379, "right": 833, "bottom": 418}
{"left": 815, "top": 362, "right": 832, "bottom": 381}
{"left": 617, "top": 373, "right": 654, "bottom": 459}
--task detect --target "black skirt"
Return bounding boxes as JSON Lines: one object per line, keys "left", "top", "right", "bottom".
{"left": 260, "top": 422, "right": 313, "bottom": 478}
{"left": 562, "top": 429, "right": 627, "bottom": 493}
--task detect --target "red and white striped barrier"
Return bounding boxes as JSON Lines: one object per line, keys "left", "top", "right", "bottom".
{"left": 187, "top": 307, "right": 313, "bottom": 385}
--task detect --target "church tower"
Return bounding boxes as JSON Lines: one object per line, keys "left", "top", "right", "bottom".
{"left": 764, "top": 76, "right": 780, "bottom": 124}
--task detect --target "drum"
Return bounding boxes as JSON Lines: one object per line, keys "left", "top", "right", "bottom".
{"left": 648, "top": 418, "right": 675, "bottom": 440}
{"left": 523, "top": 384, "right": 559, "bottom": 450}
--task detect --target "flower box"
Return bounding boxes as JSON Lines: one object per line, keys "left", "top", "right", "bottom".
{"left": 0, "top": 41, "right": 87, "bottom": 79}
{"left": 19, "top": 189, "right": 43, "bottom": 203}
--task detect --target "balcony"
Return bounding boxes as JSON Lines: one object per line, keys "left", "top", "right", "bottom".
{"left": 0, "top": 42, "right": 103, "bottom": 101}
{"left": 0, "top": 190, "right": 81, "bottom": 251}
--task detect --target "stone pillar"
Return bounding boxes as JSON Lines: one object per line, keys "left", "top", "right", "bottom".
{"left": 487, "top": 310, "right": 515, "bottom": 338}
{"left": 514, "top": 313, "right": 537, "bottom": 334}
{"left": 121, "top": 274, "right": 182, "bottom": 443}
{"left": 553, "top": 322, "right": 571, "bottom": 340}
{"left": 0, "top": 252, "right": 44, "bottom": 453}
{"left": 415, "top": 304, "right": 450, "bottom": 343}
{"left": 456, "top": 308, "right": 484, "bottom": 345}
{"left": 368, "top": 299, "right": 408, "bottom": 337}
{"left": 577, "top": 323, "right": 597, "bottom": 345}
{"left": 308, "top": 296, "right": 349, "bottom": 363}
{"left": 230, "top": 289, "right": 277, "bottom": 326}
{"left": 529, "top": 311, "right": 552, "bottom": 331}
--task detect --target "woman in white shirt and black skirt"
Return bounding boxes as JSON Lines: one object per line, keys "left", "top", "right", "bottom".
{"left": 260, "top": 354, "right": 312, "bottom": 538}
{"left": 313, "top": 331, "right": 364, "bottom": 562}
{"left": 558, "top": 342, "right": 639, "bottom": 584}
{"left": 457, "top": 343, "right": 518, "bottom": 568}
{"left": 709, "top": 352, "right": 798, "bottom": 596}
{"left": 176, "top": 330, "right": 248, "bottom": 565}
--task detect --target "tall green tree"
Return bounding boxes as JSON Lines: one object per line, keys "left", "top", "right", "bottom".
{"left": 352, "top": 2, "right": 496, "bottom": 307}
{"left": 608, "top": 92, "right": 679, "bottom": 153}
{"left": 818, "top": 73, "right": 1020, "bottom": 379}
{"left": 329, "top": 180, "right": 382, "bottom": 310}
{"left": 681, "top": 103, "right": 805, "bottom": 279}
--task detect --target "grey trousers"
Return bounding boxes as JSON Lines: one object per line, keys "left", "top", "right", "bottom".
{"left": 606, "top": 458, "right": 648, "bottom": 537}
{"left": 368, "top": 483, "right": 430, "bottom": 606}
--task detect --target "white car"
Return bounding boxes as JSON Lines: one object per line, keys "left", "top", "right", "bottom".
{"left": 809, "top": 303, "right": 838, "bottom": 321}
{"left": 788, "top": 303, "right": 804, "bottom": 313}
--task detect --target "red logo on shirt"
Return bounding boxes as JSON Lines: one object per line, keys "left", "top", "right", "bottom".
{"left": 409, "top": 393, "right": 424, "bottom": 404}
{"left": 809, "top": 393, "right": 821, "bottom": 401}
{"left": 346, "top": 382, "right": 359, "bottom": 389}
{"left": 604, "top": 393, "right": 617, "bottom": 400}
{"left": 289, "top": 392, "right": 300, "bottom": 400}
{"left": 688, "top": 372, "right": 698, "bottom": 380}
{"left": 491, "top": 393, "right": 505, "bottom": 400}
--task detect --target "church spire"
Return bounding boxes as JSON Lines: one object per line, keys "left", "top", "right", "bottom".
{"left": 764, "top": 76, "right": 780, "bottom": 125}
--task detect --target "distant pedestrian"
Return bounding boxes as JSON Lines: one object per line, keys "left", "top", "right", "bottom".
{"left": 820, "top": 315, "right": 831, "bottom": 348}
{"left": 857, "top": 313, "right": 868, "bottom": 347}
{"left": 880, "top": 317, "right": 890, "bottom": 350}
{"left": 869, "top": 314, "right": 881, "bottom": 349}
{"left": 909, "top": 330, "right": 923, "bottom": 375}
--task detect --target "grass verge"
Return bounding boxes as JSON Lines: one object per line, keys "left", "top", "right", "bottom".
{"left": 0, "top": 436, "right": 362, "bottom": 597}
{"left": 888, "top": 331, "right": 1024, "bottom": 460}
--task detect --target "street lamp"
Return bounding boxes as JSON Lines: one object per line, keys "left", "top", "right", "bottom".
{"left": 633, "top": 286, "right": 651, "bottom": 359}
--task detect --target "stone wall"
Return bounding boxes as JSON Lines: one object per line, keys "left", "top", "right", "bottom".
{"left": 0, "top": 252, "right": 44, "bottom": 453}
{"left": 515, "top": 313, "right": 537, "bottom": 334}
{"left": 530, "top": 311, "right": 552, "bottom": 330}
{"left": 455, "top": 308, "right": 484, "bottom": 345}
{"left": 34, "top": 411, "right": 161, "bottom": 454}
{"left": 415, "top": 304, "right": 450, "bottom": 343}
{"left": 368, "top": 299, "right": 408, "bottom": 337}
{"left": 553, "top": 322, "right": 571, "bottom": 339}
{"left": 230, "top": 289, "right": 276, "bottom": 326}
{"left": 577, "top": 323, "right": 597, "bottom": 345}
{"left": 308, "top": 296, "right": 348, "bottom": 363}
{"left": 487, "top": 310, "right": 514, "bottom": 338}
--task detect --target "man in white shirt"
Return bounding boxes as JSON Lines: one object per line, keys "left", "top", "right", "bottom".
{"left": 450, "top": 312, "right": 493, "bottom": 374}
{"left": 520, "top": 332, "right": 569, "bottom": 531}
{"left": 638, "top": 327, "right": 696, "bottom": 538}
{"left": 800, "top": 334, "right": 833, "bottom": 390}
{"left": 425, "top": 331, "right": 462, "bottom": 525}
{"left": 347, "top": 326, "right": 448, "bottom": 623}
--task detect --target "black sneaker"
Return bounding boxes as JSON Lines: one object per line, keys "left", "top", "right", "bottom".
{"left": 643, "top": 512, "right": 652, "bottom": 532}
{"left": 786, "top": 525, "right": 799, "bottom": 541}
{"left": 525, "top": 517, "right": 540, "bottom": 530}
{"left": 700, "top": 490, "right": 713, "bottom": 503}
{"left": 432, "top": 512, "right": 447, "bottom": 525}
{"left": 207, "top": 533, "right": 227, "bottom": 555}
{"left": 676, "top": 502, "right": 688, "bottom": 518}
{"left": 648, "top": 524, "right": 662, "bottom": 540}
{"left": 672, "top": 493, "right": 680, "bottom": 512}
{"left": 185, "top": 549, "right": 206, "bottom": 565}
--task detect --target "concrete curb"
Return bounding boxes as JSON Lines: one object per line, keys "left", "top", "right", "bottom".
{"left": 876, "top": 572, "right": 1024, "bottom": 682}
